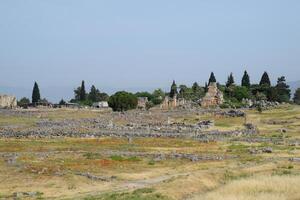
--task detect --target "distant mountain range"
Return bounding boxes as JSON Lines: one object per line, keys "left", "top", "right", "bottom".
{"left": 288, "top": 80, "right": 300, "bottom": 98}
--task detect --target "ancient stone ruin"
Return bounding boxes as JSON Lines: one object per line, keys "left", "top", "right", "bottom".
{"left": 137, "top": 97, "right": 148, "bottom": 109}
{"left": 0, "top": 94, "right": 17, "bottom": 109}
{"left": 161, "top": 94, "right": 177, "bottom": 109}
{"left": 201, "top": 82, "right": 224, "bottom": 107}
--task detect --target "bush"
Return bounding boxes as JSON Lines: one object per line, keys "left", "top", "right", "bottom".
{"left": 108, "top": 91, "right": 138, "bottom": 111}
{"left": 17, "top": 97, "right": 30, "bottom": 107}
{"left": 222, "top": 97, "right": 246, "bottom": 108}
{"left": 233, "top": 86, "right": 250, "bottom": 101}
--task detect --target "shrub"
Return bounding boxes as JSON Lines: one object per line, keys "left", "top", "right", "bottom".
{"left": 108, "top": 91, "right": 138, "bottom": 111}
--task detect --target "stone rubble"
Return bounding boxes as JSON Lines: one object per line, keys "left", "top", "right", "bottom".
{"left": 75, "top": 172, "right": 117, "bottom": 182}
{"left": 0, "top": 109, "right": 258, "bottom": 141}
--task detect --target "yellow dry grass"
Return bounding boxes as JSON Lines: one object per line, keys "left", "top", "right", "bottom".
{"left": 0, "top": 105, "right": 300, "bottom": 199}
{"left": 193, "top": 175, "right": 300, "bottom": 200}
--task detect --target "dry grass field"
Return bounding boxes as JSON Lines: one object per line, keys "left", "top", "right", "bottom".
{"left": 0, "top": 105, "right": 300, "bottom": 199}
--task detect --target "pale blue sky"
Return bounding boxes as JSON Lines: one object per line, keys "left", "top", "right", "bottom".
{"left": 0, "top": 0, "right": 300, "bottom": 102}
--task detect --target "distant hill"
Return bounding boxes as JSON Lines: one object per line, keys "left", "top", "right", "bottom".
{"left": 288, "top": 80, "right": 300, "bottom": 98}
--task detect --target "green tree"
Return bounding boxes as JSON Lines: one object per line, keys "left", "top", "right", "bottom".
{"left": 74, "top": 87, "right": 81, "bottom": 101}
{"left": 80, "top": 80, "right": 86, "bottom": 101}
{"left": 233, "top": 86, "right": 250, "bottom": 101}
{"left": 179, "top": 85, "right": 188, "bottom": 97}
{"left": 255, "top": 92, "right": 267, "bottom": 101}
{"left": 152, "top": 89, "right": 165, "bottom": 105}
{"left": 293, "top": 88, "right": 300, "bottom": 105}
{"left": 225, "top": 85, "right": 235, "bottom": 98}
{"left": 275, "top": 76, "right": 291, "bottom": 103}
{"left": 191, "top": 82, "right": 205, "bottom": 100}
{"left": 32, "top": 82, "right": 41, "bottom": 104}
{"left": 241, "top": 70, "right": 250, "bottom": 88}
{"left": 17, "top": 97, "right": 30, "bottom": 107}
{"left": 59, "top": 99, "right": 66, "bottom": 105}
{"left": 108, "top": 91, "right": 138, "bottom": 111}
{"left": 192, "top": 82, "right": 200, "bottom": 93}
{"left": 169, "top": 80, "right": 178, "bottom": 98}
{"left": 204, "top": 82, "right": 208, "bottom": 92}
{"left": 135, "top": 92, "right": 154, "bottom": 102}
{"left": 226, "top": 73, "right": 235, "bottom": 87}
{"left": 208, "top": 72, "right": 216, "bottom": 84}
{"left": 259, "top": 71, "right": 271, "bottom": 86}
{"left": 88, "top": 85, "right": 98, "bottom": 102}
{"left": 98, "top": 92, "right": 109, "bottom": 101}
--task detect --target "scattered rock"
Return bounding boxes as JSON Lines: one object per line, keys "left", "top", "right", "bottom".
{"left": 262, "top": 147, "right": 273, "bottom": 153}
{"left": 289, "top": 157, "right": 300, "bottom": 162}
{"left": 13, "top": 191, "right": 41, "bottom": 198}
{"left": 249, "top": 148, "right": 262, "bottom": 154}
{"left": 75, "top": 172, "right": 116, "bottom": 182}
{"left": 217, "top": 110, "right": 245, "bottom": 117}
{"left": 280, "top": 128, "right": 287, "bottom": 133}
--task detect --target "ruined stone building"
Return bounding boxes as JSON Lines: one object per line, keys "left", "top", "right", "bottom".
{"left": 201, "top": 82, "right": 224, "bottom": 107}
{"left": 0, "top": 94, "right": 17, "bottom": 109}
{"left": 160, "top": 93, "right": 189, "bottom": 110}
{"left": 137, "top": 97, "right": 148, "bottom": 109}
{"left": 161, "top": 94, "right": 177, "bottom": 109}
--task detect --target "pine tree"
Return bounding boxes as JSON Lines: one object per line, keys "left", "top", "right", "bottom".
{"left": 226, "top": 73, "right": 235, "bottom": 87}
{"left": 79, "top": 80, "right": 86, "bottom": 101}
{"left": 241, "top": 70, "right": 250, "bottom": 88}
{"left": 293, "top": 88, "right": 300, "bottom": 105}
{"left": 208, "top": 72, "right": 216, "bottom": 84}
{"left": 32, "top": 81, "right": 41, "bottom": 104}
{"left": 275, "top": 76, "right": 291, "bottom": 103}
{"left": 169, "top": 80, "right": 178, "bottom": 98}
{"left": 259, "top": 71, "right": 271, "bottom": 86}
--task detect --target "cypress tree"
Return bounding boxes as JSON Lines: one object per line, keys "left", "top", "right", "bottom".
{"left": 259, "top": 71, "right": 271, "bottom": 86}
{"left": 89, "top": 85, "right": 97, "bottom": 102}
{"left": 79, "top": 80, "right": 86, "bottom": 101}
{"left": 208, "top": 72, "right": 216, "bottom": 84}
{"left": 169, "top": 80, "right": 178, "bottom": 98}
{"left": 241, "top": 70, "right": 250, "bottom": 88}
{"left": 226, "top": 73, "right": 235, "bottom": 87}
{"left": 32, "top": 81, "right": 41, "bottom": 104}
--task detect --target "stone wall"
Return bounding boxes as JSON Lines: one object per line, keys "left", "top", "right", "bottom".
{"left": 161, "top": 95, "right": 177, "bottom": 109}
{"left": 0, "top": 95, "right": 17, "bottom": 109}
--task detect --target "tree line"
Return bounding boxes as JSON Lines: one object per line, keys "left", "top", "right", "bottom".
{"left": 17, "top": 71, "right": 300, "bottom": 110}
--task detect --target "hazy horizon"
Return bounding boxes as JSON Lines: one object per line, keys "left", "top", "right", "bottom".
{"left": 1, "top": 1, "right": 300, "bottom": 102}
